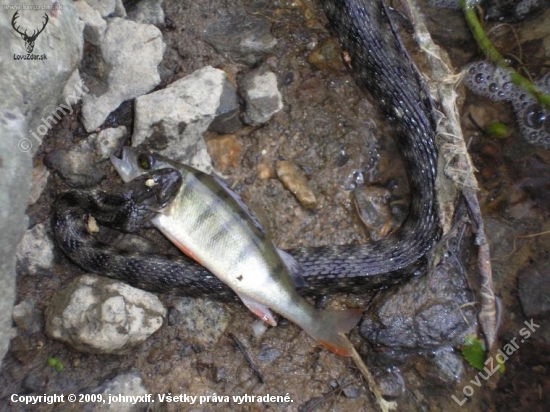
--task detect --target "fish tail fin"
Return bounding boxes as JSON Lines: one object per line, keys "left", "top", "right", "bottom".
{"left": 307, "top": 309, "right": 363, "bottom": 356}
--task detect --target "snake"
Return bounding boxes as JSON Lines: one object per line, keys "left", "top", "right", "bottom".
{"left": 53, "top": 0, "right": 440, "bottom": 299}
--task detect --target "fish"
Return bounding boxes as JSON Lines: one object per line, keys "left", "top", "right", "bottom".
{"left": 111, "top": 147, "right": 362, "bottom": 356}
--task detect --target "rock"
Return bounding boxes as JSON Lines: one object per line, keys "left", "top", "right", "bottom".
{"left": 81, "top": 18, "right": 164, "bottom": 132}
{"left": 0, "top": 0, "right": 83, "bottom": 368}
{"left": 46, "top": 275, "right": 166, "bottom": 354}
{"left": 12, "top": 300, "right": 41, "bottom": 335}
{"left": 353, "top": 186, "right": 393, "bottom": 241}
{"left": 86, "top": 373, "right": 149, "bottom": 411}
{"left": 16, "top": 223, "right": 54, "bottom": 275}
{"left": 335, "top": 378, "right": 360, "bottom": 398}
{"left": 276, "top": 161, "right": 317, "bottom": 209}
{"left": 241, "top": 68, "right": 283, "bottom": 126}
{"left": 133, "top": 66, "right": 234, "bottom": 172}
{"left": 518, "top": 262, "right": 550, "bottom": 318}
{"left": 2, "top": 2, "right": 84, "bottom": 155}
{"left": 75, "top": 0, "right": 107, "bottom": 45}
{"left": 373, "top": 369, "right": 405, "bottom": 399}
{"left": 92, "top": 126, "right": 128, "bottom": 159}
{"left": 126, "top": 0, "right": 165, "bottom": 25}
{"left": 257, "top": 347, "right": 282, "bottom": 364}
{"left": 308, "top": 38, "right": 344, "bottom": 72}
{"left": 204, "top": 14, "right": 277, "bottom": 65}
{"left": 62, "top": 69, "right": 88, "bottom": 106}
{"left": 83, "top": 0, "right": 125, "bottom": 17}
{"left": 28, "top": 164, "right": 50, "bottom": 205}
{"left": 481, "top": 0, "right": 549, "bottom": 22}
{"left": 206, "top": 134, "right": 242, "bottom": 171}
{"left": 45, "top": 126, "right": 126, "bottom": 186}
{"left": 428, "top": 349, "right": 463, "bottom": 385}
{"left": 360, "top": 222, "right": 476, "bottom": 349}
{"left": 168, "top": 297, "right": 230, "bottom": 349}
{"left": 208, "top": 80, "right": 242, "bottom": 134}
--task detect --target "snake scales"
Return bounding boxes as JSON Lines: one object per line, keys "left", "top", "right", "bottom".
{"left": 53, "top": 0, "right": 440, "bottom": 299}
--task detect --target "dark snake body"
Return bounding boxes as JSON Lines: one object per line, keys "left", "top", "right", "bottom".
{"left": 54, "top": 0, "right": 439, "bottom": 299}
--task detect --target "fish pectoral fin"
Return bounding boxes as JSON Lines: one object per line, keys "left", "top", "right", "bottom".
{"left": 238, "top": 295, "right": 277, "bottom": 327}
{"left": 276, "top": 248, "right": 306, "bottom": 288}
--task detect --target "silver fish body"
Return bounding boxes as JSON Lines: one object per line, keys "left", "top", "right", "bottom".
{"left": 111, "top": 147, "right": 361, "bottom": 356}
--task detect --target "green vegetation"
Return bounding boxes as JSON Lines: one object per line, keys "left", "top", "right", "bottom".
{"left": 47, "top": 357, "right": 64, "bottom": 372}
{"left": 460, "top": 0, "right": 550, "bottom": 111}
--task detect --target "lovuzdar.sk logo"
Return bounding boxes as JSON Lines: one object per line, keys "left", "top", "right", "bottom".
{"left": 12, "top": 11, "right": 48, "bottom": 60}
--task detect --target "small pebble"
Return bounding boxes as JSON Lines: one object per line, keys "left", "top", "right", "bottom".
{"left": 256, "top": 163, "right": 274, "bottom": 180}
{"left": 206, "top": 134, "right": 242, "bottom": 171}
{"left": 308, "top": 38, "right": 344, "bottom": 72}
{"left": 276, "top": 161, "right": 317, "bottom": 209}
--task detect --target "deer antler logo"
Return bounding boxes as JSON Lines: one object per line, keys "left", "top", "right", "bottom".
{"left": 11, "top": 11, "right": 49, "bottom": 54}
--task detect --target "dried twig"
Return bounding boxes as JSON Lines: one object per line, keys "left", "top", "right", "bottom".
{"left": 404, "top": 0, "right": 498, "bottom": 352}
{"left": 228, "top": 333, "right": 264, "bottom": 384}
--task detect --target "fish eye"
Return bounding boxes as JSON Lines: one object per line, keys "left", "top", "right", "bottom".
{"left": 137, "top": 153, "right": 155, "bottom": 170}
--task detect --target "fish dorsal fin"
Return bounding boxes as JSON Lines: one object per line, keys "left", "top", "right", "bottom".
{"left": 210, "top": 173, "right": 267, "bottom": 236}
{"left": 277, "top": 248, "right": 306, "bottom": 288}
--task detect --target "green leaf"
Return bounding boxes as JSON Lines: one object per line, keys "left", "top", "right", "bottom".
{"left": 461, "top": 335, "right": 486, "bottom": 371}
{"left": 485, "top": 122, "right": 511, "bottom": 139}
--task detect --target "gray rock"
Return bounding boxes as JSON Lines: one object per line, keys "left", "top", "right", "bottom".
{"left": 208, "top": 77, "right": 242, "bottom": 134}
{"left": 12, "top": 300, "right": 41, "bottom": 335}
{"left": 204, "top": 14, "right": 277, "bottom": 65}
{"left": 1, "top": 1, "right": 84, "bottom": 155}
{"left": 75, "top": 0, "right": 107, "bottom": 45}
{"left": 45, "top": 126, "right": 127, "bottom": 186}
{"left": 92, "top": 126, "right": 128, "bottom": 160}
{"left": 0, "top": 111, "right": 31, "bottom": 368}
{"left": 519, "top": 262, "right": 550, "bottom": 318}
{"left": 86, "top": 373, "right": 149, "bottom": 412}
{"left": 62, "top": 69, "right": 87, "bottom": 106}
{"left": 83, "top": 0, "right": 125, "bottom": 17}
{"left": 127, "top": 0, "right": 165, "bottom": 25}
{"left": 81, "top": 18, "right": 164, "bottom": 132}
{"left": 428, "top": 348, "right": 464, "bottom": 385}
{"left": 46, "top": 275, "right": 166, "bottom": 354}
{"left": 28, "top": 163, "right": 50, "bottom": 205}
{"left": 241, "top": 68, "right": 283, "bottom": 126}
{"left": 168, "top": 297, "right": 230, "bottom": 349}
{"left": 360, "top": 223, "right": 476, "bottom": 349}
{"left": 114, "top": 0, "right": 127, "bottom": 18}
{"left": 0, "top": 0, "right": 83, "bottom": 368}
{"left": 257, "top": 347, "right": 282, "bottom": 364}
{"left": 16, "top": 222, "right": 54, "bottom": 275}
{"left": 133, "top": 66, "right": 233, "bottom": 172}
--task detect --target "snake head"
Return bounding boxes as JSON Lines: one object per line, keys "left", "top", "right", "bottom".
{"left": 113, "top": 168, "right": 182, "bottom": 232}
{"left": 132, "top": 168, "right": 183, "bottom": 210}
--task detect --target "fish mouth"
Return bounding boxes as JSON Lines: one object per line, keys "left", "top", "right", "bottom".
{"left": 110, "top": 147, "right": 139, "bottom": 183}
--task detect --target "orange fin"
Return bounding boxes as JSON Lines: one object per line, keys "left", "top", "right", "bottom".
{"left": 309, "top": 309, "right": 363, "bottom": 357}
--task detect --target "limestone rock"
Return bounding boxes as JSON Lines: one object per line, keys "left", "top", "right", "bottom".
{"left": 45, "top": 126, "right": 127, "bottom": 186}
{"left": 16, "top": 223, "right": 54, "bottom": 275}
{"left": 127, "top": 0, "right": 165, "bottom": 25}
{"left": 81, "top": 18, "right": 164, "bottom": 132}
{"left": 133, "top": 66, "right": 234, "bottom": 172}
{"left": 75, "top": 0, "right": 107, "bottom": 45}
{"left": 241, "top": 68, "right": 283, "bottom": 126}
{"left": 46, "top": 275, "right": 166, "bottom": 354}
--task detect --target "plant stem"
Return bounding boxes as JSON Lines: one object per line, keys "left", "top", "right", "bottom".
{"left": 460, "top": 0, "right": 550, "bottom": 111}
